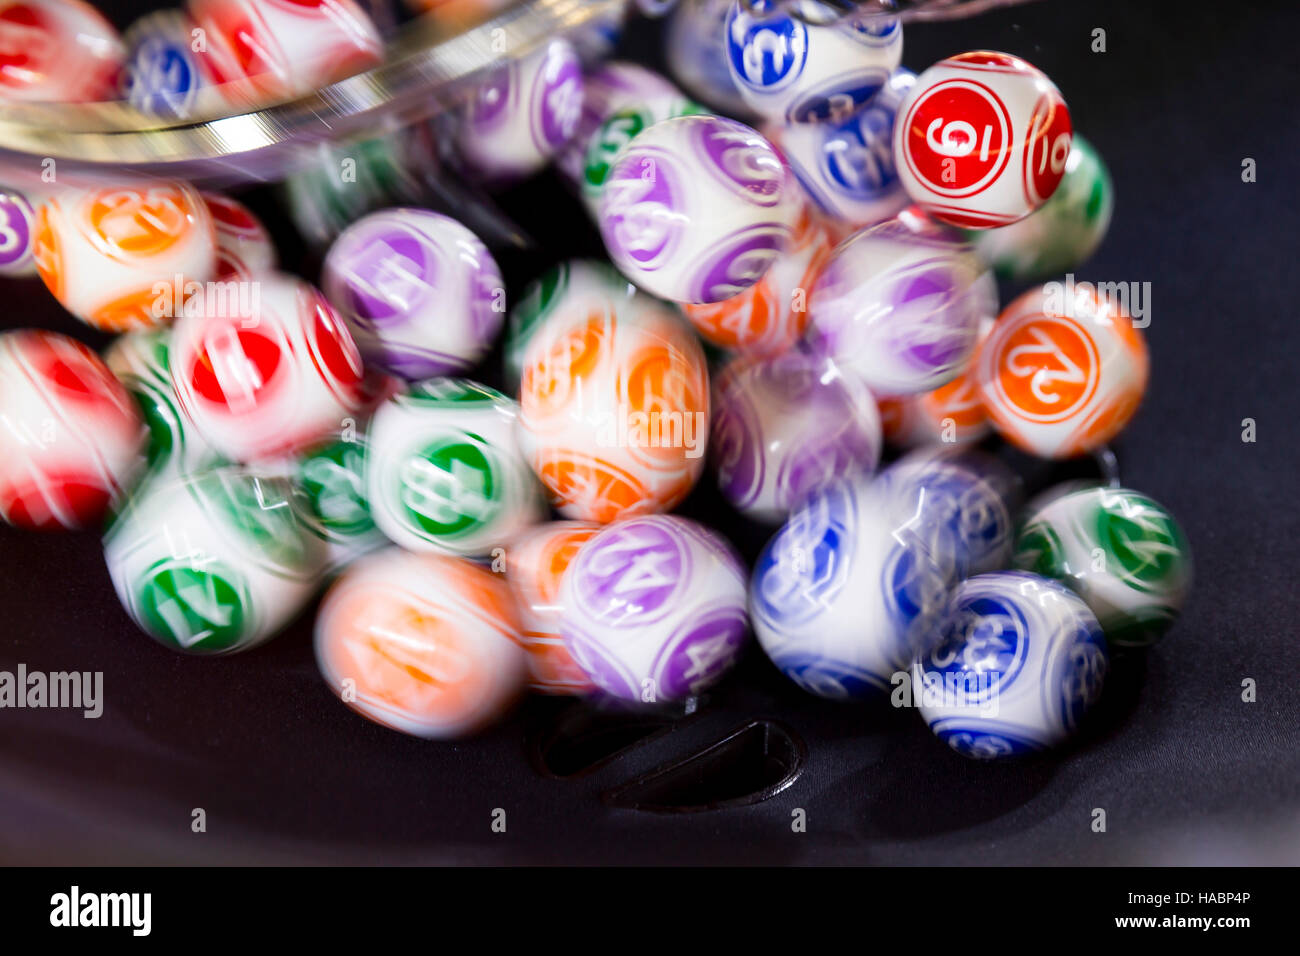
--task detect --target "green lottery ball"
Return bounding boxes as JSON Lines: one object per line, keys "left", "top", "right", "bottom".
{"left": 969, "top": 134, "right": 1113, "bottom": 283}
{"left": 292, "top": 432, "right": 389, "bottom": 576}
{"left": 1013, "top": 485, "right": 1192, "bottom": 648}
{"left": 104, "top": 328, "right": 223, "bottom": 481}
{"left": 367, "top": 379, "right": 544, "bottom": 556}
{"left": 105, "top": 468, "right": 326, "bottom": 655}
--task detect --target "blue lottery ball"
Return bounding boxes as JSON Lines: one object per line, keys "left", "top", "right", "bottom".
{"left": 750, "top": 477, "right": 954, "bottom": 700}
{"left": 913, "top": 571, "right": 1108, "bottom": 759}
{"left": 121, "top": 12, "right": 207, "bottom": 118}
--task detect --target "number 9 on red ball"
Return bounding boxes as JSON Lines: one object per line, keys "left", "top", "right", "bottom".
{"left": 893, "top": 51, "right": 1072, "bottom": 229}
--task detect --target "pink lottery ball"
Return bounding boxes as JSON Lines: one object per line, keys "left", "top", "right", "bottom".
{"left": 0, "top": 0, "right": 124, "bottom": 103}
{"left": 203, "top": 192, "right": 277, "bottom": 281}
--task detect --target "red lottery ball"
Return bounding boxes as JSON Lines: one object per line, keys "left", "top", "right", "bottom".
{"left": 893, "top": 51, "right": 1072, "bottom": 229}
{"left": 0, "top": 330, "right": 146, "bottom": 530}
{"left": 0, "top": 0, "right": 124, "bottom": 103}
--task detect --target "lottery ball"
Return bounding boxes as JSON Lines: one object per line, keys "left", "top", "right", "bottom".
{"left": 121, "top": 11, "right": 210, "bottom": 117}
{"left": 0, "top": 186, "right": 36, "bottom": 277}
{"left": 517, "top": 289, "right": 710, "bottom": 523}
{"left": 0, "top": 0, "right": 124, "bottom": 103}
{"left": 189, "top": 0, "right": 382, "bottom": 105}
{"left": 105, "top": 467, "right": 323, "bottom": 654}
{"left": 767, "top": 69, "right": 914, "bottom": 229}
{"left": 504, "top": 259, "right": 638, "bottom": 390}
{"left": 561, "top": 515, "right": 748, "bottom": 703}
{"left": 291, "top": 427, "right": 388, "bottom": 576}
{"left": 750, "top": 476, "right": 953, "bottom": 699}
{"left": 976, "top": 283, "right": 1148, "bottom": 458}
{"left": 725, "top": 0, "right": 902, "bottom": 124}
{"left": 315, "top": 547, "right": 527, "bottom": 738}
{"left": 665, "top": 0, "right": 753, "bottom": 118}
{"left": 1014, "top": 484, "right": 1192, "bottom": 648}
{"left": 598, "top": 114, "right": 800, "bottom": 304}
{"left": 169, "top": 271, "right": 369, "bottom": 463}
{"left": 322, "top": 208, "right": 504, "bottom": 380}
{"left": 367, "top": 379, "right": 543, "bottom": 556}
{"left": 556, "top": 60, "right": 682, "bottom": 186}
{"left": 805, "top": 214, "right": 986, "bottom": 394}
{"left": 104, "top": 328, "right": 223, "bottom": 481}
{"left": 894, "top": 51, "right": 1072, "bottom": 228}
{"left": 711, "top": 350, "right": 881, "bottom": 524}
{"left": 204, "top": 192, "right": 276, "bottom": 281}
{"left": 877, "top": 299, "right": 997, "bottom": 449}
{"left": 456, "top": 38, "right": 585, "bottom": 185}
{"left": 913, "top": 571, "right": 1108, "bottom": 759}
{"left": 871, "top": 446, "right": 1019, "bottom": 580}
{"left": 969, "top": 133, "right": 1114, "bottom": 282}
{"left": 33, "top": 183, "right": 217, "bottom": 333}
{"left": 0, "top": 330, "right": 145, "bottom": 530}
{"left": 505, "top": 520, "right": 601, "bottom": 695}
{"left": 681, "top": 204, "right": 836, "bottom": 356}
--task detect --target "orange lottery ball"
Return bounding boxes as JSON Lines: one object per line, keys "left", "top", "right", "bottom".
{"left": 33, "top": 182, "right": 216, "bottom": 332}
{"left": 505, "top": 520, "right": 600, "bottom": 695}
{"left": 314, "top": 548, "right": 528, "bottom": 739}
{"left": 976, "top": 284, "right": 1148, "bottom": 458}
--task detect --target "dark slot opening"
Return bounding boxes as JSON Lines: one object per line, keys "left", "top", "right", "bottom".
{"left": 530, "top": 702, "right": 681, "bottom": 779}
{"left": 603, "top": 720, "right": 807, "bottom": 813}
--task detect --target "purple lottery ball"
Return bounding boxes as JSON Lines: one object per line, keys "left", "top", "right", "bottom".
{"left": 598, "top": 113, "right": 800, "bottom": 304}
{"left": 0, "top": 187, "right": 36, "bottom": 277}
{"left": 560, "top": 514, "right": 749, "bottom": 702}
{"left": 322, "top": 208, "right": 504, "bottom": 380}
{"left": 457, "top": 39, "right": 586, "bottom": 185}
{"left": 805, "top": 213, "right": 986, "bottom": 395}
{"left": 712, "top": 349, "right": 882, "bottom": 524}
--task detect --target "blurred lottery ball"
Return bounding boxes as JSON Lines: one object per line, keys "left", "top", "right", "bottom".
{"left": 561, "top": 514, "right": 748, "bottom": 703}
{"left": 750, "top": 476, "right": 953, "bottom": 699}
{"left": 189, "top": 0, "right": 382, "bottom": 105}
{"left": 0, "top": 330, "right": 146, "bottom": 530}
{"left": 871, "top": 446, "right": 1019, "bottom": 580}
{"left": 805, "top": 214, "right": 986, "bottom": 394}
{"left": 104, "top": 467, "right": 325, "bottom": 654}
{"left": 504, "top": 259, "right": 638, "bottom": 391}
{"left": 322, "top": 208, "right": 504, "bottom": 380}
{"left": 598, "top": 114, "right": 799, "bottom": 304}
{"left": 893, "top": 51, "right": 1071, "bottom": 228}
{"left": 665, "top": 0, "right": 753, "bottom": 118}
{"left": 456, "top": 38, "right": 585, "bottom": 185}
{"left": 517, "top": 290, "right": 710, "bottom": 523}
{"left": 0, "top": 186, "right": 36, "bottom": 277}
{"left": 121, "top": 10, "right": 209, "bottom": 117}
{"left": 33, "top": 182, "right": 217, "bottom": 333}
{"left": 104, "top": 328, "right": 224, "bottom": 481}
{"left": 291, "top": 428, "right": 389, "bottom": 576}
{"left": 170, "top": 271, "right": 369, "bottom": 463}
{"left": 681, "top": 203, "right": 835, "bottom": 355}
{"left": 1014, "top": 484, "right": 1192, "bottom": 648}
{"left": 725, "top": 0, "right": 902, "bottom": 124}
{"left": 204, "top": 192, "right": 276, "bottom": 281}
{"left": 711, "top": 350, "right": 881, "bottom": 524}
{"left": 367, "top": 379, "right": 543, "bottom": 556}
{"left": 579, "top": 94, "right": 705, "bottom": 215}
{"left": 876, "top": 301, "right": 997, "bottom": 449}
{"left": 505, "top": 520, "right": 601, "bottom": 695}
{"left": 914, "top": 571, "right": 1108, "bottom": 759}
{"left": 0, "top": 0, "right": 124, "bottom": 102}
{"left": 976, "top": 283, "right": 1148, "bottom": 458}
{"left": 315, "top": 547, "right": 527, "bottom": 739}
{"left": 969, "top": 134, "right": 1114, "bottom": 282}
{"left": 556, "top": 60, "right": 682, "bottom": 186}
{"left": 768, "top": 69, "right": 914, "bottom": 229}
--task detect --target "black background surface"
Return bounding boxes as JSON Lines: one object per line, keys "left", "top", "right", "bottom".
{"left": 1, "top": 0, "right": 1298, "bottom": 865}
